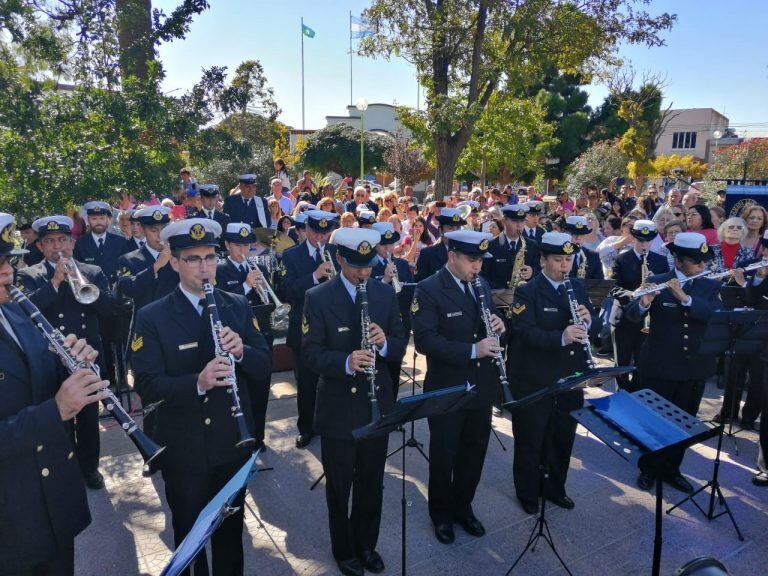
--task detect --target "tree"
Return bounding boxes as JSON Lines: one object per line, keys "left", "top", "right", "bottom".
{"left": 360, "top": 0, "right": 675, "bottom": 197}
{"left": 300, "top": 123, "right": 391, "bottom": 178}
{"left": 588, "top": 94, "right": 629, "bottom": 142}
{"left": 702, "top": 140, "right": 768, "bottom": 200}
{"left": 563, "top": 139, "right": 629, "bottom": 194}
{"left": 649, "top": 154, "right": 707, "bottom": 181}
{"left": 383, "top": 132, "right": 432, "bottom": 187}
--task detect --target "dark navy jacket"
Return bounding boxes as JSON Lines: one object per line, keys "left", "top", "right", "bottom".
{"left": 0, "top": 303, "right": 90, "bottom": 573}
{"left": 302, "top": 276, "right": 406, "bottom": 439}
{"left": 73, "top": 231, "right": 129, "bottom": 284}
{"left": 116, "top": 246, "right": 179, "bottom": 313}
{"left": 625, "top": 270, "right": 722, "bottom": 381}
{"left": 371, "top": 254, "right": 415, "bottom": 333}
{"left": 222, "top": 195, "right": 271, "bottom": 229}
{"left": 481, "top": 234, "right": 541, "bottom": 290}
{"left": 414, "top": 241, "right": 448, "bottom": 282}
{"left": 570, "top": 246, "right": 604, "bottom": 280}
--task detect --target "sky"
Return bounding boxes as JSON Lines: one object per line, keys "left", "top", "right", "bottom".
{"left": 156, "top": 0, "right": 768, "bottom": 136}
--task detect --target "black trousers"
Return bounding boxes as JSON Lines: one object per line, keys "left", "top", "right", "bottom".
{"left": 760, "top": 361, "right": 768, "bottom": 471}
{"left": 163, "top": 461, "right": 246, "bottom": 576}
{"left": 72, "top": 401, "right": 99, "bottom": 474}
{"left": 249, "top": 377, "right": 271, "bottom": 445}
{"left": 614, "top": 323, "right": 646, "bottom": 391}
{"left": 4, "top": 543, "right": 74, "bottom": 576}
{"left": 385, "top": 359, "right": 403, "bottom": 403}
{"left": 640, "top": 377, "right": 706, "bottom": 477}
{"left": 292, "top": 347, "right": 319, "bottom": 435}
{"left": 721, "top": 353, "right": 764, "bottom": 423}
{"left": 427, "top": 406, "right": 491, "bottom": 524}
{"left": 320, "top": 435, "right": 388, "bottom": 562}
{"left": 511, "top": 390, "right": 582, "bottom": 504}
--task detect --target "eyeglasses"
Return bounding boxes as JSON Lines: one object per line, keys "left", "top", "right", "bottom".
{"left": 179, "top": 254, "right": 218, "bottom": 266}
{"left": 672, "top": 212, "right": 683, "bottom": 217}
{"left": 726, "top": 225, "right": 745, "bottom": 230}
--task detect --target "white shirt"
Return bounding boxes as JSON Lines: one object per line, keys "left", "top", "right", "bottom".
{"left": 145, "top": 245, "right": 159, "bottom": 260}
{"left": 91, "top": 232, "right": 106, "bottom": 245}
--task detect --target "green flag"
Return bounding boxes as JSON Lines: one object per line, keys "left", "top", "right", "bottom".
{"left": 302, "top": 23, "right": 315, "bottom": 38}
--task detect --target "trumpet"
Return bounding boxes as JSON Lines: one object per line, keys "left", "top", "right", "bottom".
{"left": 386, "top": 249, "right": 403, "bottom": 294}
{"left": 321, "top": 247, "right": 337, "bottom": 278}
{"left": 58, "top": 252, "right": 100, "bottom": 304}
{"left": 246, "top": 257, "right": 291, "bottom": 331}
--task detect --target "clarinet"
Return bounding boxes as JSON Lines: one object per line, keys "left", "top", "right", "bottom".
{"left": 201, "top": 280, "right": 255, "bottom": 449}
{"left": 561, "top": 274, "right": 596, "bottom": 370}
{"left": 472, "top": 276, "right": 514, "bottom": 404}
{"left": 7, "top": 285, "right": 166, "bottom": 472}
{"left": 356, "top": 281, "right": 380, "bottom": 424}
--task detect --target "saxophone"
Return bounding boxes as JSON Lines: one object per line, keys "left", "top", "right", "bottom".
{"left": 507, "top": 238, "right": 527, "bottom": 293}
{"left": 577, "top": 248, "right": 587, "bottom": 279}
{"left": 640, "top": 249, "right": 651, "bottom": 334}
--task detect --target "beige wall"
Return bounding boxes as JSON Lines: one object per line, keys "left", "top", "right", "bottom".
{"left": 654, "top": 108, "right": 729, "bottom": 162}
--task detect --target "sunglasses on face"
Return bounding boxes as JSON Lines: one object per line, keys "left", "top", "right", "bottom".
{"left": 727, "top": 225, "right": 745, "bottom": 230}
{"left": 672, "top": 212, "right": 683, "bottom": 217}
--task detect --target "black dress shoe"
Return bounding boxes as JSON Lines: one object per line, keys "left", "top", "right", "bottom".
{"left": 665, "top": 473, "right": 694, "bottom": 493}
{"left": 434, "top": 522, "right": 455, "bottom": 544}
{"left": 455, "top": 513, "right": 485, "bottom": 537}
{"left": 255, "top": 440, "right": 268, "bottom": 453}
{"left": 548, "top": 495, "right": 575, "bottom": 510}
{"left": 492, "top": 406, "right": 503, "bottom": 417}
{"left": 83, "top": 470, "right": 105, "bottom": 490}
{"left": 519, "top": 499, "right": 539, "bottom": 515}
{"left": 752, "top": 472, "right": 768, "bottom": 486}
{"left": 359, "top": 550, "right": 385, "bottom": 573}
{"left": 637, "top": 472, "right": 655, "bottom": 491}
{"left": 336, "top": 557, "right": 364, "bottom": 576}
{"left": 295, "top": 433, "right": 314, "bottom": 449}
{"left": 740, "top": 418, "right": 756, "bottom": 431}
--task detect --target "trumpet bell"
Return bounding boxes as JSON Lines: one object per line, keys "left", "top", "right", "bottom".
{"left": 74, "top": 284, "right": 100, "bottom": 304}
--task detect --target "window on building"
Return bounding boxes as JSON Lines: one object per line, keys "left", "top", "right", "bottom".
{"left": 672, "top": 131, "right": 697, "bottom": 149}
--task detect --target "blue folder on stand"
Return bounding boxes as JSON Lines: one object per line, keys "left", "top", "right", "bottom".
{"left": 160, "top": 451, "right": 260, "bottom": 576}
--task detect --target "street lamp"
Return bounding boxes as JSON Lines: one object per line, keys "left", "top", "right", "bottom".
{"left": 356, "top": 98, "right": 368, "bottom": 183}
{"left": 713, "top": 129, "right": 723, "bottom": 162}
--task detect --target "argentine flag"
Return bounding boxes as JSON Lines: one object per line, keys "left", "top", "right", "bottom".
{"left": 351, "top": 15, "right": 374, "bottom": 39}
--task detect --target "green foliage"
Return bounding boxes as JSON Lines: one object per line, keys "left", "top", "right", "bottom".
{"left": 702, "top": 140, "right": 768, "bottom": 198}
{"left": 615, "top": 83, "right": 666, "bottom": 185}
{"left": 563, "top": 139, "right": 629, "bottom": 194}
{"left": 589, "top": 94, "right": 629, "bottom": 142}
{"left": 360, "top": 0, "right": 675, "bottom": 194}
{"left": 300, "top": 123, "right": 392, "bottom": 178}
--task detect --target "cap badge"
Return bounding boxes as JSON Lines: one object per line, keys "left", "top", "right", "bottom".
{"left": 319, "top": 218, "right": 329, "bottom": 229}
{"left": 479, "top": 239, "right": 489, "bottom": 251}
{"left": 0, "top": 223, "right": 14, "bottom": 243}
{"left": 239, "top": 227, "right": 250, "bottom": 238}
{"left": 700, "top": 243, "right": 709, "bottom": 254}
{"left": 189, "top": 223, "right": 206, "bottom": 241}
{"left": 575, "top": 222, "right": 584, "bottom": 229}
{"left": 384, "top": 230, "right": 393, "bottom": 239}
{"left": 563, "top": 242, "right": 574, "bottom": 254}
{"left": 153, "top": 210, "right": 163, "bottom": 221}
{"left": 358, "top": 241, "right": 372, "bottom": 256}
{"left": 452, "top": 214, "right": 461, "bottom": 222}
{"left": 517, "top": 210, "right": 525, "bottom": 217}
{"left": 642, "top": 227, "right": 650, "bottom": 235}
{"left": 47, "top": 221, "right": 60, "bottom": 231}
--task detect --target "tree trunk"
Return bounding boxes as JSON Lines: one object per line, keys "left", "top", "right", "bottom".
{"left": 116, "top": 0, "right": 153, "bottom": 81}
{"left": 434, "top": 137, "right": 461, "bottom": 198}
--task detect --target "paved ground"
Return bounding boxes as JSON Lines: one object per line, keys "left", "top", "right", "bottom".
{"left": 78, "top": 346, "right": 768, "bottom": 575}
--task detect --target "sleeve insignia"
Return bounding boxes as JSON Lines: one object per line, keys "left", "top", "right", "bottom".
{"left": 301, "top": 315, "right": 309, "bottom": 335}
{"left": 120, "top": 267, "right": 132, "bottom": 277}
{"left": 410, "top": 297, "right": 419, "bottom": 314}
{"left": 131, "top": 335, "right": 144, "bottom": 352}
{"left": 512, "top": 303, "right": 526, "bottom": 315}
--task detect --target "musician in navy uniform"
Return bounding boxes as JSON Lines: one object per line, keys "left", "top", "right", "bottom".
{"left": 73, "top": 201, "right": 128, "bottom": 283}
{"left": 19, "top": 221, "right": 45, "bottom": 266}
{"left": 481, "top": 204, "right": 540, "bottom": 289}
{"left": 563, "top": 215, "right": 604, "bottom": 280}
{"left": 123, "top": 210, "right": 145, "bottom": 253}
{"left": 216, "top": 222, "right": 273, "bottom": 452}
{"left": 745, "top": 231, "right": 768, "bottom": 486}
{"left": 287, "top": 212, "right": 308, "bottom": 245}
{"left": 412, "top": 230, "right": 507, "bottom": 545}
{"left": 371, "top": 221, "right": 414, "bottom": 401}
{"left": 611, "top": 220, "right": 670, "bottom": 390}
{"left": 356, "top": 209, "right": 376, "bottom": 229}
{"left": 131, "top": 218, "right": 271, "bottom": 576}
{"left": 223, "top": 174, "right": 271, "bottom": 229}
{"left": 116, "top": 206, "right": 178, "bottom": 312}
{"left": 196, "top": 185, "right": 231, "bottom": 227}
{"left": 0, "top": 213, "right": 109, "bottom": 576}
{"left": 522, "top": 201, "right": 546, "bottom": 244}
{"left": 16, "top": 215, "right": 114, "bottom": 491}
{"left": 303, "top": 227, "right": 407, "bottom": 576}
{"left": 626, "top": 232, "right": 722, "bottom": 493}
{"left": 507, "top": 232, "right": 600, "bottom": 514}
{"left": 414, "top": 207, "right": 466, "bottom": 282}
{"left": 279, "top": 209, "right": 339, "bottom": 448}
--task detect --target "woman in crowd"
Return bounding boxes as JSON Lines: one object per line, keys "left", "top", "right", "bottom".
{"left": 742, "top": 204, "right": 767, "bottom": 258}
{"left": 686, "top": 204, "right": 719, "bottom": 245}
{"left": 277, "top": 215, "right": 293, "bottom": 234}
{"left": 710, "top": 206, "right": 726, "bottom": 230}
{"left": 663, "top": 219, "right": 686, "bottom": 268}
{"left": 377, "top": 207, "right": 393, "bottom": 223}
{"left": 711, "top": 217, "right": 753, "bottom": 272}
{"left": 340, "top": 211, "right": 356, "bottom": 228}
{"left": 274, "top": 158, "right": 291, "bottom": 191}
{"left": 487, "top": 218, "right": 503, "bottom": 238}
{"left": 555, "top": 191, "right": 575, "bottom": 216}
{"left": 268, "top": 198, "right": 282, "bottom": 229}
{"left": 402, "top": 216, "right": 432, "bottom": 270}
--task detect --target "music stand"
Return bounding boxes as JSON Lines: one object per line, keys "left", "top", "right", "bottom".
{"left": 160, "top": 450, "right": 262, "bottom": 576}
{"left": 353, "top": 383, "right": 476, "bottom": 576}
{"left": 505, "top": 366, "right": 634, "bottom": 576}
{"left": 571, "top": 389, "right": 719, "bottom": 576}
{"left": 584, "top": 278, "right": 616, "bottom": 308}
{"left": 666, "top": 309, "right": 768, "bottom": 539}
{"left": 388, "top": 344, "right": 429, "bottom": 464}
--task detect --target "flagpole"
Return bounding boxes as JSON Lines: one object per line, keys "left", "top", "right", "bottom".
{"left": 349, "top": 11, "right": 353, "bottom": 106}
{"left": 301, "top": 16, "right": 305, "bottom": 130}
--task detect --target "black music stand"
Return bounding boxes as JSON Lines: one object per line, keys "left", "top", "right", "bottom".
{"left": 388, "top": 345, "right": 429, "bottom": 464}
{"left": 505, "top": 366, "right": 634, "bottom": 576}
{"left": 572, "top": 389, "right": 720, "bottom": 576}
{"left": 666, "top": 309, "right": 768, "bottom": 539}
{"left": 584, "top": 278, "right": 616, "bottom": 308}
{"left": 353, "top": 383, "right": 476, "bottom": 576}
{"left": 160, "top": 451, "right": 262, "bottom": 576}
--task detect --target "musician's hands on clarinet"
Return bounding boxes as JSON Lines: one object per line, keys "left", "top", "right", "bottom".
{"left": 489, "top": 313, "right": 505, "bottom": 335}
{"left": 476, "top": 336, "right": 504, "bottom": 358}
{"left": 197, "top": 356, "right": 235, "bottom": 391}
{"left": 367, "top": 322, "right": 386, "bottom": 348}
{"left": 55, "top": 334, "right": 107, "bottom": 420}
{"left": 349, "top": 349, "right": 376, "bottom": 372}
{"left": 218, "top": 326, "right": 243, "bottom": 359}
{"left": 563, "top": 324, "right": 588, "bottom": 345}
